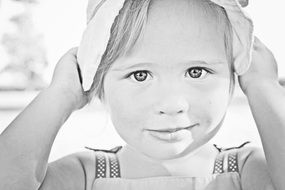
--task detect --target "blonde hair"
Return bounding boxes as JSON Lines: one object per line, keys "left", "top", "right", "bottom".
{"left": 88, "top": 0, "right": 234, "bottom": 103}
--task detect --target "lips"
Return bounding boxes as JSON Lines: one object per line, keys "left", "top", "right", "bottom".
{"left": 147, "top": 124, "right": 198, "bottom": 133}
{"left": 146, "top": 124, "right": 198, "bottom": 143}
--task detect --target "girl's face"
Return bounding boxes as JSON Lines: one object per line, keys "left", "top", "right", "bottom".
{"left": 104, "top": 0, "right": 232, "bottom": 160}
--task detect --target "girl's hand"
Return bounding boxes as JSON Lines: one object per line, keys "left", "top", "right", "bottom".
{"left": 49, "top": 48, "right": 88, "bottom": 110}
{"left": 238, "top": 37, "right": 279, "bottom": 95}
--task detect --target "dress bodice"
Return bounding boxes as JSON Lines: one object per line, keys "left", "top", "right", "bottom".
{"left": 93, "top": 173, "right": 241, "bottom": 190}
{"left": 87, "top": 143, "right": 250, "bottom": 190}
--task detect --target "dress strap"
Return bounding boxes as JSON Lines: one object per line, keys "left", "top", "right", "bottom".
{"left": 86, "top": 146, "right": 122, "bottom": 179}
{"left": 212, "top": 142, "right": 250, "bottom": 174}
{"left": 213, "top": 150, "right": 239, "bottom": 174}
{"left": 227, "top": 151, "right": 239, "bottom": 173}
{"left": 108, "top": 152, "right": 121, "bottom": 178}
{"left": 213, "top": 153, "right": 225, "bottom": 174}
{"left": 95, "top": 151, "right": 107, "bottom": 178}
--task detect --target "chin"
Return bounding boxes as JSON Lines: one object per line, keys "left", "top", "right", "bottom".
{"left": 139, "top": 141, "right": 193, "bottom": 161}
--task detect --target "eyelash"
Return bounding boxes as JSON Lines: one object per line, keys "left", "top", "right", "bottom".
{"left": 126, "top": 67, "right": 213, "bottom": 82}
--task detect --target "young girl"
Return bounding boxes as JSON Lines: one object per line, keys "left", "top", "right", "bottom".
{"left": 1, "top": 0, "right": 284, "bottom": 189}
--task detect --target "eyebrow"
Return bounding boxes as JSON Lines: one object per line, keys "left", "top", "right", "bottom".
{"left": 112, "top": 60, "right": 226, "bottom": 71}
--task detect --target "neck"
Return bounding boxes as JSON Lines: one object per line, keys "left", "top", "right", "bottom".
{"left": 161, "top": 142, "right": 219, "bottom": 176}
{"left": 119, "top": 142, "right": 219, "bottom": 177}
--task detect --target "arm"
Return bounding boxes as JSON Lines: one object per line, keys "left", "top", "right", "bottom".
{"left": 39, "top": 151, "right": 95, "bottom": 190}
{"left": 240, "top": 147, "right": 276, "bottom": 190}
{"left": 0, "top": 48, "right": 88, "bottom": 190}
{"left": 239, "top": 37, "right": 285, "bottom": 190}
{"left": 0, "top": 88, "right": 75, "bottom": 189}
{"left": 244, "top": 80, "right": 285, "bottom": 190}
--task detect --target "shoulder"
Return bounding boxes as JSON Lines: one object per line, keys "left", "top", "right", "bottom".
{"left": 236, "top": 145, "right": 261, "bottom": 171}
{"left": 237, "top": 146, "right": 275, "bottom": 190}
{"left": 39, "top": 151, "right": 96, "bottom": 190}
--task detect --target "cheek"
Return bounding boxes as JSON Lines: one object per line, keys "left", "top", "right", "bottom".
{"left": 105, "top": 82, "right": 146, "bottom": 132}
{"left": 193, "top": 78, "right": 230, "bottom": 124}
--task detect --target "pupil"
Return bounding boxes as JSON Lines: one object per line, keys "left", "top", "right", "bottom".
{"left": 190, "top": 69, "right": 202, "bottom": 78}
{"left": 135, "top": 72, "right": 147, "bottom": 81}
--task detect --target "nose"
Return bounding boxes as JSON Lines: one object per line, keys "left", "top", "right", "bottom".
{"left": 155, "top": 96, "right": 189, "bottom": 116}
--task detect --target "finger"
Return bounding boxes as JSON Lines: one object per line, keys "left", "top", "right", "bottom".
{"left": 254, "top": 36, "right": 262, "bottom": 44}
{"left": 65, "top": 47, "right": 78, "bottom": 60}
{"left": 253, "top": 36, "right": 267, "bottom": 51}
{"left": 67, "top": 48, "right": 83, "bottom": 85}
{"left": 58, "top": 47, "right": 78, "bottom": 65}
{"left": 76, "top": 62, "right": 83, "bottom": 85}
{"left": 66, "top": 47, "right": 83, "bottom": 81}
{"left": 238, "top": 0, "right": 249, "bottom": 7}
{"left": 67, "top": 47, "right": 78, "bottom": 55}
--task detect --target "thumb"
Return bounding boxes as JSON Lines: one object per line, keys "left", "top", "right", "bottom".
{"left": 68, "top": 47, "right": 83, "bottom": 86}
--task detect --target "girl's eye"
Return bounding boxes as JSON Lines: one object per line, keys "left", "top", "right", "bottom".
{"left": 128, "top": 70, "right": 151, "bottom": 82}
{"left": 186, "top": 67, "right": 210, "bottom": 79}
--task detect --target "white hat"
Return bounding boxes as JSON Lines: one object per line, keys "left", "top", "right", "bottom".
{"left": 77, "top": 0, "right": 254, "bottom": 91}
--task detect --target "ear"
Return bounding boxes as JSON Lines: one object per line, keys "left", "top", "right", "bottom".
{"left": 238, "top": 0, "right": 249, "bottom": 7}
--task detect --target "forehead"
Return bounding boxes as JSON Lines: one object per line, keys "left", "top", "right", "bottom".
{"left": 123, "top": 0, "right": 228, "bottom": 64}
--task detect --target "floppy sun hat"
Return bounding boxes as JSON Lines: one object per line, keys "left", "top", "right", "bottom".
{"left": 77, "top": 0, "right": 254, "bottom": 91}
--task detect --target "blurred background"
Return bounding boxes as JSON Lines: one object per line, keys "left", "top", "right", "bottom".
{"left": 0, "top": 0, "right": 284, "bottom": 161}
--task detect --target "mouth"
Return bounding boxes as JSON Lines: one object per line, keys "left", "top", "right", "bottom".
{"left": 147, "top": 124, "right": 198, "bottom": 133}
{"left": 146, "top": 124, "right": 198, "bottom": 143}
